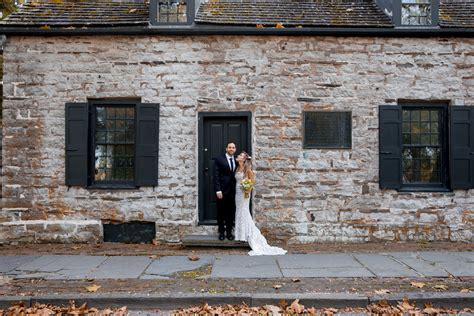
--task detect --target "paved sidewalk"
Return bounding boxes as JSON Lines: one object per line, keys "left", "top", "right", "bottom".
{"left": 1, "top": 251, "right": 473, "bottom": 280}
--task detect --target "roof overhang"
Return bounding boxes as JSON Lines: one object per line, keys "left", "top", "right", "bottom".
{"left": 1, "top": 25, "right": 473, "bottom": 37}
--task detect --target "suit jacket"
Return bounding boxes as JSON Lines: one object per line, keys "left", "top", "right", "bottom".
{"left": 213, "top": 154, "right": 237, "bottom": 196}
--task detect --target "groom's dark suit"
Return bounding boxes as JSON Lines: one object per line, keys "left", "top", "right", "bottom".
{"left": 213, "top": 154, "right": 236, "bottom": 235}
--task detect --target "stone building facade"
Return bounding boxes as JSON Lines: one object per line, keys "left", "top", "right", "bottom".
{"left": 0, "top": 1, "right": 473, "bottom": 244}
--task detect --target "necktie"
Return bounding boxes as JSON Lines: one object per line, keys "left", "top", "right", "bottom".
{"left": 230, "top": 157, "right": 234, "bottom": 172}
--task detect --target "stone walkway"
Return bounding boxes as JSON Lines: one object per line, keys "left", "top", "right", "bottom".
{"left": 1, "top": 251, "right": 473, "bottom": 280}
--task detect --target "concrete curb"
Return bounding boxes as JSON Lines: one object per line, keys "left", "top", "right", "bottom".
{"left": 0, "top": 292, "right": 473, "bottom": 310}
{"left": 370, "top": 292, "right": 474, "bottom": 309}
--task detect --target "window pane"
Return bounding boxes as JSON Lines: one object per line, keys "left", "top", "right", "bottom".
{"left": 421, "top": 133, "right": 430, "bottom": 145}
{"left": 420, "top": 122, "right": 430, "bottom": 133}
{"left": 95, "top": 132, "right": 106, "bottom": 143}
{"left": 420, "top": 110, "right": 430, "bottom": 121}
{"left": 94, "top": 106, "right": 135, "bottom": 182}
{"left": 403, "top": 133, "right": 411, "bottom": 144}
{"left": 430, "top": 134, "right": 439, "bottom": 145}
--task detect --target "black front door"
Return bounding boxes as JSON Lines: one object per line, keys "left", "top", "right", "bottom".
{"left": 198, "top": 112, "right": 251, "bottom": 225}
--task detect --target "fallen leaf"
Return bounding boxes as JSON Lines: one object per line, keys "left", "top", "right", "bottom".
{"left": 289, "top": 299, "right": 304, "bottom": 314}
{"left": 397, "top": 298, "right": 415, "bottom": 311}
{"left": 291, "top": 278, "right": 301, "bottom": 282}
{"left": 188, "top": 255, "right": 200, "bottom": 261}
{"left": 264, "top": 305, "right": 281, "bottom": 314}
{"left": 256, "top": 24, "right": 264, "bottom": 28}
{"left": 85, "top": 284, "right": 101, "bottom": 293}
{"left": 275, "top": 23, "right": 285, "bottom": 28}
{"left": 411, "top": 281, "right": 426, "bottom": 288}
{"left": 374, "top": 289, "right": 391, "bottom": 294}
{"left": 433, "top": 284, "right": 448, "bottom": 291}
{"left": 323, "top": 307, "right": 338, "bottom": 315}
{"left": 460, "top": 288, "right": 470, "bottom": 293}
{"left": 129, "top": 8, "right": 137, "bottom": 13}
{"left": 277, "top": 299, "right": 288, "bottom": 309}
{"left": 40, "top": 25, "right": 50, "bottom": 30}
{"left": 273, "top": 284, "right": 282, "bottom": 290}
{"left": 152, "top": 239, "right": 159, "bottom": 246}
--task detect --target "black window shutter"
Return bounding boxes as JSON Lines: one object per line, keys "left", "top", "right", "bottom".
{"left": 65, "top": 103, "right": 89, "bottom": 186}
{"left": 450, "top": 106, "right": 474, "bottom": 189}
{"left": 135, "top": 103, "right": 160, "bottom": 187}
{"left": 379, "top": 105, "right": 402, "bottom": 189}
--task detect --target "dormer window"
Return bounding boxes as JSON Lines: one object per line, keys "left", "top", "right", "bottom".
{"left": 158, "top": 0, "right": 187, "bottom": 22}
{"left": 150, "top": 0, "right": 195, "bottom": 25}
{"left": 401, "top": 0, "right": 431, "bottom": 25}
{"left": 395, "top": 0, "right": 439, "bottom": 27}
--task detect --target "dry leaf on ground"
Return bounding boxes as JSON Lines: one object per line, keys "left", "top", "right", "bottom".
{"left": 410, "top": 281, "right": 426, "bottom": 288}
{"left": 433, "top": 284, "right": 448, "bottom": 291}
{"left": 397, "top": 298, "right": 415, "bottom": 311}
{"left": 273, "top": 284, "right": 283, "bottom": 290}
{"left": 85, "top": 284, "right": 101, "bottom": 293}
{"left": 188, "top": 255, "right": 200, "bottom": 261}
{"left": 374, "top": 289, "right": 391, "bottom": 294}
{"left": 289, "top": 299, "right": 305, "bottom": 314}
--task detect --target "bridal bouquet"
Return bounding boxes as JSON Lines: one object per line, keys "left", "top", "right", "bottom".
{"left": 240, "top": 178, "right": 255, "bottom": 199}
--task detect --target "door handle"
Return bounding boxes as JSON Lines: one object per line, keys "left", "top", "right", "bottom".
{"left": 204, "top": 167, "right": 209, "bottom": 171}
{"left": 380, "top": 152, "right": 392, "bottom": 155}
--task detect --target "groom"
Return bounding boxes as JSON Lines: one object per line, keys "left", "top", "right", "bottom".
{"left": 213, "top": 142, "right": 237, "bottom": 241}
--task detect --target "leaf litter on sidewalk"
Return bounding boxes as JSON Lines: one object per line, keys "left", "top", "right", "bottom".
{"left": 0, "top": 301, "right": 127, "bottom": 316}
{"left": 172, "top": 298, "right": 474, "bottom": 315}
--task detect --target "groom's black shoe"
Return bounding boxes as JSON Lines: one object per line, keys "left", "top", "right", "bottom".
{"left": 218, "top": 232, "right": 225, "bottom": 241}
{"left": 226, "top": 233, "right": 234, "bottom": 241}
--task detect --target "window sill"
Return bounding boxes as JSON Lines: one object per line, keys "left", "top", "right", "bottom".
{"left": 86, "top": 185, "right": 139, "bottom": 190}
{"left": 398, "top": 187, "right": 452, "bottom": 193}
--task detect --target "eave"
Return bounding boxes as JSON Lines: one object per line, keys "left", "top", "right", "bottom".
{"left": 0, "top": 24, "right": 473, "bottom": 37}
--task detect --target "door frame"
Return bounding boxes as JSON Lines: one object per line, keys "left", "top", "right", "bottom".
{"left": 197, "top": 111, "right": 252, "bottom": 225}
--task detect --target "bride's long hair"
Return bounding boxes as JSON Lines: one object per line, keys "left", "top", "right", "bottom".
{"left": 238, "top": 151, "right": 255, "bottom": 181}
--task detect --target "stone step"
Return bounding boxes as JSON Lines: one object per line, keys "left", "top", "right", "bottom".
{"left": 182, "top": 235, "right": 249, "bottom": 248}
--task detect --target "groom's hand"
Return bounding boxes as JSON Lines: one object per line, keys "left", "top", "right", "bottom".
{"left": 216, "top": 192, "right": 223, "bottom": 199}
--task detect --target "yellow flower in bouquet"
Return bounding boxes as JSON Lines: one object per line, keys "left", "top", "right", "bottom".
{"left": 240, "top": 178, "right": 255, "bottom": 199}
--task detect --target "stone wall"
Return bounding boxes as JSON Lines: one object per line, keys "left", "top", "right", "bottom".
{"left": 1, "top": 35, "right": 473, "bottom": 244}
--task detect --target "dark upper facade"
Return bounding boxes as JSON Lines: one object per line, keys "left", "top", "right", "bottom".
{"left": 0, "top": 0, "right": 473, "bottom": 35}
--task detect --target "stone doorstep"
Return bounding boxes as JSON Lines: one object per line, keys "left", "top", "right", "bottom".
{"left": 0, "top": 293, "right": 473, "bottom": 310}
{"left": 182, "top": 234, "right": 249, "bottom": 248}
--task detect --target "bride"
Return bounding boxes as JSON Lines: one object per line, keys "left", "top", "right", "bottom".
{"left": 234, "top": 151, "right": 287, "bottom": 256}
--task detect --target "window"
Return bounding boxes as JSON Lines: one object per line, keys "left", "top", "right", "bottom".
{"left": 401, "top": 0, "right": 431, "bottom": 25}
{"left": 395, "top": 0, "right": 439, "bottom": 27}
{"left": 303, "top": 111, "right": 351, "bottom": 149}
{"left": 94, "top": 106, "right": 136, "bottom": 184}
{"left": 158, "top": 0, "right": 187, "bottom": 22}
{"left": 65, "top": 101, "right": 159, "bottom": 188}
{"left": 149, "top": 0, "right": 194, "bottom": 25}
{"left": 401, "top": 106, "right": 447, "bottom": 188}
{"left": 379, "top": 103, "right": 474, "bottom": 191}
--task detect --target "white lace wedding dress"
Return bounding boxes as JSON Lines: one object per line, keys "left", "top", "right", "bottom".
{"left": 234, "top": 171, "right": 287, "bottom": 256}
